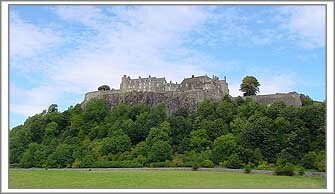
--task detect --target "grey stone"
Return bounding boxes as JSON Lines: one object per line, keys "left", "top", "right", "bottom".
{"left": 82, "top": 75, "right": 302, "bottom": 111}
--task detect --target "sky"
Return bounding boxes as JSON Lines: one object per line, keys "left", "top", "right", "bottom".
{"left": 9, "top": 5, "right": 326, "bottom": 128}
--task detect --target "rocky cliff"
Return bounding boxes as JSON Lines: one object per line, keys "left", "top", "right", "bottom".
{"left": 82, "top": 90, "right": 302, "bottom": 112}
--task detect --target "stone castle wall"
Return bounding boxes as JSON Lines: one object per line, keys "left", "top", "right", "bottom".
{"left": 82, "top": 75, "right": 302, "bottom": 111}
{"left": 240, "top": 92, "right": 302, "bottom": 107}
{"left": 82, "top": 90, "right": 302, "bottom": 112}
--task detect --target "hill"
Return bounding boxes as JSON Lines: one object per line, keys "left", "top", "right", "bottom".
{"left": 10, "top": 96, "right": 325, "bottom": 173}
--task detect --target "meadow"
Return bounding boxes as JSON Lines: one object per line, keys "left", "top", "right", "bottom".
{"left": 9, "top": 169, "right": 326, "bottom": 189}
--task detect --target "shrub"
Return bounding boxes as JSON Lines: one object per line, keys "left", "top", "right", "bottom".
{"left": 302, "top": 151, "right": 318, "bottom": 169}
{"left": 72, "top": 159, "right": 81, "bottom": 168}
{"left": 168, "top": 155, "right": 184, "bottom": 167}
{"left": 201, "top": 159, "right": 214, "bottom": 168}
{"left": 275, "top": 163, "right": 295, "bottom": 176}
{"left": 256, "top": 160, "right": 271, "bottom": 170}
{"left": 92, "top": 160, "right": 142, "bottom": 168}
{"left": 149, "top": 161, "right": 169, "bottom": 167}
{"left": 244, "top": 164, "right": 252, "bottom": 173}
{"left": 220, "top": 154, "right": 243, "bottom": 169}
{"left": 296, "top": 166, "right": 305, "bottom": 176}
{"left": 192, "top": 161, "right": 200, "bottom": 171}
{"left": 317, "top": 160, "right": 326, "bottom": 172}
{"left": 98, "top": 85, "right": 110, "bottom": 91}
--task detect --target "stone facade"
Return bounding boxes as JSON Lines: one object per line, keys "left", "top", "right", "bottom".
{"left": 119, "top": 74, "right": 228, "bottom": 94}
{"left": 240, "top": 92, "right": 302, "bottom": 107}
{"left": 83, "top": 74, "right": 229, "bottom": 112}
{"left": 82, "top": 75, "right": 302, "bottom": 111}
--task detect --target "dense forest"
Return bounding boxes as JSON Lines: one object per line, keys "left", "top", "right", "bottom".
{"left": 10, "top": 95, "right": 325, "bottom": 174}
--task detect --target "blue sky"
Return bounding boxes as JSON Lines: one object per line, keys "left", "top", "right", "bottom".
{"left": 10, "top": 5, "right": 326, "bottom": 128}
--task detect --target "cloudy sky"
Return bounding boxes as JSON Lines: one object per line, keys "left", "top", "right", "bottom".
{"left": 10, "top": 5, "right": 325, "bottom": 128}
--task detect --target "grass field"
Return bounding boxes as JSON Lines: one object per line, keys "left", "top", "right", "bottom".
{"left": 9, "top": 169, "right": 326, "bottom": 189}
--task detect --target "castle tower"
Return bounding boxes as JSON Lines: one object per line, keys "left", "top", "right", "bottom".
{"left": 120, "top": 75, "right": 129, "bottom": 92}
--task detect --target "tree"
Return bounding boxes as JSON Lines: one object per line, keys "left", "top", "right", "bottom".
{"left": 98, "top": 85, "right": 110, "bottom": 91}
{"left": 240, "top": 76, "right": 260, "bottom": 96}
{"left": 189, "top": 129, "right": 212, "bottom": 152}
{"left": 300, "top": 94, "right": 313, "bottom": 106}
{"left": 48, "top": 144, "right": 74, "bottom": 168}
{"left": 211, "top": 134, "right": 239, "bottom": 164}
{"left": 84, "top": 99, "right": 109, "bottom": 123}
{"left": 147, "top": 141, "right": 172, "bottom": 162}
{"left": 101, "top": 132, "right": 131, "bottom": 155}
{"left": 48, "top": 104, "right": 58, "bottom": 113}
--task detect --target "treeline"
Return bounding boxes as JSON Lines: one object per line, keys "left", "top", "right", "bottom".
{"left": 10, "top": 95, "right": 325, "bottom": 173}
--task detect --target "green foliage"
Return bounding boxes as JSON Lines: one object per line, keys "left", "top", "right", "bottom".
{"left": 220, "top": 154, "right": 243, "bottom": 169}
{"left": 300, "top": 94, "right": 314, "bottom": 106}
{"left": 256, "top": 161, "right": 271, "bottom": 170}
{"left": 148, "top": 141, "right": 172, "bottom": 163}
{"left": 274, "top": 163, "right": 295, "bottom": 176}
{"left": 244, "top": 164, "right": 252, "bottom": 173}
{"left": 189, "top": 129, "right": 212, "bottom": 152}
{"left": 98, "top": 85, "right": 110, "bottom": 91}
{"left": 212, "top": 134, "right": 238, "bottom": 164}
{"left": 48, "top": 104, "right": 58, "bottom": 113}
{"left": 296, "top": 166, "right": 305, "bottom": 176}
{"left": 240, "top": 76, "right": 260, "bottom": 96}
{"left": 10, "top": 97, "right": 325, "bottom": 171}
{"left": 101, "top": 132, "right": 131, "bottom": 155}
{"left": 200, "top": 159, "right": 214, "bottom": 168}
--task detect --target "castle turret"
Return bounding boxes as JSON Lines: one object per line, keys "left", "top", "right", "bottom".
{"left": 120, "top": 75, "right": 129, "bottom": 92}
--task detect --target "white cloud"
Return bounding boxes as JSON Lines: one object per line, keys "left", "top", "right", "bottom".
{"left": 11, "top": 6, "right": 212, "bottom": 117}
{"left": 10, "top": 6, "right": 316, "bottom": 119}
{"left": 49, "top": 6, "right": 211, "bottom": 90}
{"left": 52, "top": 6, "right": 106, "bottom": 28}
{"left": 10, "top": 84, "right": 59, "bottom": 116}
{"left": 278, "top": 6, "right": 325, "bottom": 49}
{"left": 10, "top": 12, "right": 62, "bottom": 59}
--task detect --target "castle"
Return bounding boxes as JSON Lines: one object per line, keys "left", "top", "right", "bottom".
{"left": 82, "top": 74, "right": 302, "bottom": 112}
{"left": 119, "top": 74, "right": 229, "bottom": 94}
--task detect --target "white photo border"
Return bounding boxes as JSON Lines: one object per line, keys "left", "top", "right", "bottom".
{"left": 1, "top": 1, "right": 334, "bottom": 193}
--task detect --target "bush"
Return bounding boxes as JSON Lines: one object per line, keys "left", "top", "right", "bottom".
{"left": 220, "top": 154, "right": 243, "bottom": 169}
{"left": 244, "top": 164, "right": 252, "bottom": 173}
{"left": 201, "top": 159, "right": 214, "bottom": 168}
{"left": 72, "top": 159, "right": 81, "bottom": 168}
{"left": 302, "top": 151, "right": 318, "bottom": 169}
{"left": 256, "top": 160, "right": 271, "bottom": 170}
{"left": 98, "top": 85, "right": 110, "bottom": 91}
{"left": 296, "top": 166, "right": 305, "bottom": 176}
{"left": 92, "top": 160, "right": 142, "bottom": 168}
{"left": 192, "top": 162, "right": 200, "bottom": 171}
{"left": 149, "top": 161, "right": 169, "bottom": 167}
{"left": 168, "top": 155, "right": 184, "bottom": 167}
{"left": 317, "top": 160, "right": 326, "bottom": 172}
{"left": 275, "top": 163, "right": 295, "bottom": 176}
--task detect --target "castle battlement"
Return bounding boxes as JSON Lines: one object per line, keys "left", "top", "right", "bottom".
{"left": 119, "top": 74, "right": 229, "bottom": 94}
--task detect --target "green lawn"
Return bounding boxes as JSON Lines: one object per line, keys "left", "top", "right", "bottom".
{"left": 9, "top": 169, "right": 326, "bottom": 189}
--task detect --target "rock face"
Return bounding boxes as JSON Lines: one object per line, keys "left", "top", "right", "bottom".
{"left": 82, "top": 88, "right": 226, "bottom": 113}
{"left": 82, "top": 90, "right": 302, "bottom": 112}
